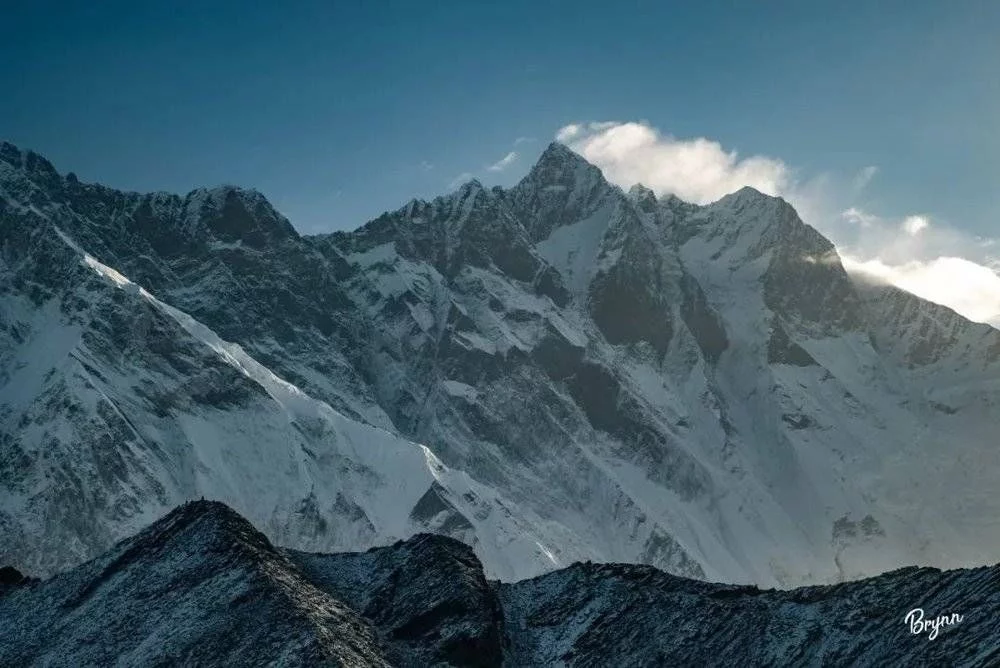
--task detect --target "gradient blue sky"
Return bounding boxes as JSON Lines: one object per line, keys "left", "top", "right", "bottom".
{"left": 4, "top": 1, "right": 996, "bottom": 236}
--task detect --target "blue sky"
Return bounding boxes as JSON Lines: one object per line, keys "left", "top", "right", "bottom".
{"left": 4, "top": 1, "right": 1000, "bottom": 320}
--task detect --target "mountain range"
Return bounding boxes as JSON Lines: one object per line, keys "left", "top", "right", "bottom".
{"left": 2, "top": 139, "right": 1000, "bottom": 591}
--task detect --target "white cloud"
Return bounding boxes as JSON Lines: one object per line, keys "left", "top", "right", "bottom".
{"left": 555, "top": 124, "right": 582, "bottom": 142}
{"left": 902, "top": 215, "right": 930, "bottom": 236}
{"left": 487, "top": 151, "right": 519, "bottom": 173}
{"left": 514, "top": 136, "right": 535, "bottom": 146}
{"left": 552, "top": 119, "right": 1000, "bottom": 329}
{"left": 555, "top": 121, "right": 790, "bottom": 204}
{"left": 842, "top": 207, "right": 879, "bottom": 228}
{"left": 419, "top": 160, "right": 434, "bottom": 172}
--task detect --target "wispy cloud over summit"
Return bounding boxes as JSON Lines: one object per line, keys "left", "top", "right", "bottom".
{"left": 487, "top": 151, "right": 519, "bottom": 172}
{"left": 556, "top": 121, "right": 789, "bottom": 204}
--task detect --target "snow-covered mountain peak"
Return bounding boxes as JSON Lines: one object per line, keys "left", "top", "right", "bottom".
{"left": 726, "top": 184, "right": 772, "bottom": 201}
{"left": 627, "top": 183, "right": 658, "bottom": 212}
{"left": 534, "top": 140, "right": 588, "bottom": 165}
{"left": 702, "top": 186, "right": 799, "bottom": 238}
{"left": 0, "top": 140, "right": 24, "bottom": 167}
{"left": 509, "top": 142, "right": 617, "bottom": 242}
{"left": 181, "top": 185, "right": 299, "bottom": 248}
{"left": 708, "top": 184, "right": 785, "bottom": 221}
{"left": 450, "top": 178, "right": 492, "bottom": 215}
{"left": 681, "top": 190, "right": 865, "bottom": 336}
{"left": 710, "top": 185, "right": 792, "bottom": 214}
{"left": 521, "top": 142, "right": 605, "bottom": 190}
{"left": 514, "top": 142, "right": 604, "bottom": 196}
{"left": 695, "top": 183, "right": 836, "bottom": 264}
{"left": 0, "top": 141, "right": 56, "bottom": 177}
{"left": 0, "top": 142, "right": 67, "bottom": 207}
{"left": 453, "top": 176, "right": 485, "bottom": 194}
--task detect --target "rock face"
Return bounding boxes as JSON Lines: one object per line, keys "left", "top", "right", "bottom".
{"left": 293, "top": 533, "right": 506, "bottom": 666}
{"left": 0, "top": 501, "right": 390, "bottom": 667}
{"left": 501, "top": 560, "right": 1000, "bottom": 667}
{"left": 2, "top": 502, "right": 999, "bottom": 666}
{"left": 3, "top": 140, "right": 1000, "bottom": 591}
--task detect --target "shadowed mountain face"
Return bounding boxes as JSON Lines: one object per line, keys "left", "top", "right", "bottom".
{"left": 2, "top": 502, "right": 998, "bottom": 666}
{"left": 3, "top": 140, "right": 1000, "bottom": 592}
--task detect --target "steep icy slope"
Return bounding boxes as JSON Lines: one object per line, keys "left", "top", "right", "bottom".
{"left": 0, "top": 193, "right": 562, "bottom": 580}
{"left": 3, "top": 502, "right": 998, "bottom": 667}
{"left": 2, "top": 140, "right": 1000, "bottom": 589}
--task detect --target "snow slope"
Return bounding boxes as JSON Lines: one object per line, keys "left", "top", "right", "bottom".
{"left": 2, "top": 216, "right": 562, "bottom": 581}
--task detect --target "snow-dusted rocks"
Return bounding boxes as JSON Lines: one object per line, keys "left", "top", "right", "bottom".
{"left": 3, "top": 502, "right": 999, "bottom": 666}
{"left": 2, "top": 139, "right": 1000, "bottom": 591}
{"left": 0, "top": 501, "right": 391, "bottom": 666}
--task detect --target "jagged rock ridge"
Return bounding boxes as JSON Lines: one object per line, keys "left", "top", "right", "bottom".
{"left": 2, "top": 502, "right": 998, "bottom": 666}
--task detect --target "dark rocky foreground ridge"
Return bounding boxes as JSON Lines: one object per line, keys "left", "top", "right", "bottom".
{"left": 1, "top": 501, "right": 998, "bottom": 666}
